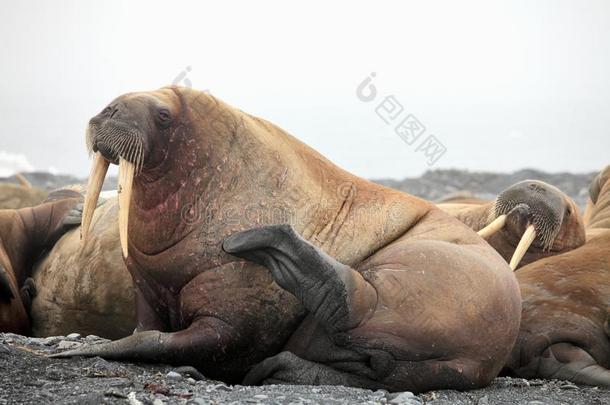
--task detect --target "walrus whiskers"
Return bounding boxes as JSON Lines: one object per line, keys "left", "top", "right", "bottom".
{"left": 478, "top": 214, "right": 507, "bottom": 238}
{"left": 82, "top": 119, "right": 145, "bottom": 252}
{"left": 81, "top": 152, "right": 109, "bottom": 242}
{"left": 509, "top": 224, "right": 537, "bottom": 270}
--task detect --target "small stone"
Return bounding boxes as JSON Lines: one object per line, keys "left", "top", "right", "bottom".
{"left": 254, "top": 395, "right": 268, "bottom": 399}
{"left": 560, "top": 382, "right": 579, "bottom": 390}
{"left": 389, "top": 391, "right": 421, "bottom": 405}
{"left": 127, "top": 392, "right": 144, "bottom": 405}
{"left": 42, "top": 336, "right": 63, "bottom": 346}
{"left": 26, "top": 337, "right": 46, "bottom": 346}
{"left": 175, "top": 366, "right": 206, "bottom": 381}
{"left": 166, "top": 371, "right": 182, "bottom": 381}
{"left": 528, "top": 379, "right": 546, "bottom": 386}
{"left": 207, "top": 384, "right": 232, "bottom": 392}
{"left": 66, "top": 333, "right": 81, "bottom": 340}
{"left": 186, "top": 399, "right": 209, "bottom": 405}
{"left": 152, "top": 399, "right": 165, "bottom": 405}
{"left": 57, "top": 340, "right": 82, "bottom": 350}
{"left": 477, "top": 395, "right": 489, "bottom": 405}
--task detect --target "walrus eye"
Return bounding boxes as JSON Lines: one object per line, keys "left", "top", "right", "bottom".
{"left": 157, "top": 108, "right": 172, "bottom": 125}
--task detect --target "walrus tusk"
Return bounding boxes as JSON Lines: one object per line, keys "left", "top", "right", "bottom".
{"left": 15, "top": 173, "right": 32, "bottom": 189}
{"left": 509, "top": 224, "right": 536, "bottom": 271}
{"left": 118, "top": 158, "right": 135, "bottom": 258}
{"left": 81, "top": 152, "right": 109, "bottom": 242}
{"left": 477, "top": 214, "right": 507, "bottom": 239}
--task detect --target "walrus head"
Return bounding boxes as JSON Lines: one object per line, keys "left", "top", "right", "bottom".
{"left": 82, "top": 88, "right": 185, "bottom": 257}
{"left": 478, "top": 180, "right": 585, "bottom": 270}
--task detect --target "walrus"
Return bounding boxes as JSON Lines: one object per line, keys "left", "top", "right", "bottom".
{"left": 505, "top": 165, "right": 610, "bottom": 387}
{"left": 29, "top": 196, "right": 135, "bottom": 339}
{"left": 438, "top": 180, "right": 585, "bottom": 270}
{"left": 0, "top": 191, "right": 82, "bottom": 334}
{"left": 584, "top": 167, "right": 610, "bottom": 232}
{"left": 53, "top": 86, "right": 521, "bottom": 393}
{"left": 435, "top": 190, "right": 489, "bottom": 205}
{"left": 0, "top": 180, "right": 48, "bottom": 210}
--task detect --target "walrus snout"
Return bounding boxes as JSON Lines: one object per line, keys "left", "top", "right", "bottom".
{"left": 504, "top": 203, "right": 532, "bottom": 238}
{"left": 82, "top": 91, "right": 180, "bottom": 258}
{"left": 494, "top": 180, "right": 566, "bottom": 251}
{"left": 476, "top": 180, "right": 577, "bottom": 270}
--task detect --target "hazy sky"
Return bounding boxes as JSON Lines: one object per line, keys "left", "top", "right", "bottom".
{"left": 1, "top": 0, "right": 609, "bottom": 179}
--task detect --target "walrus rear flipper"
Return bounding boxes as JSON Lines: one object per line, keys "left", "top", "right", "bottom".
{"left": 223, "top": 224, "right": 378, "bottom": 332}
{"left": 244, "top": 351, "right": 385, "bottom": 389}
{"left": 538, "top": 343, "right": 610, "bottom": 387}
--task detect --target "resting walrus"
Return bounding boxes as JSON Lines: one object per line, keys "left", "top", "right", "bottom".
{"left": 53, "top": 86, "right": 521, "bottom": 392}
{"left": 438, "top": 180, "right": 586, "bottom": 269}
{"left": 29, "top": 197, "right": 135, "bottom": 339}
{"left": 0, "top": 177, "right": 48, "bottom": 210}
{"left": 505, "top": 165, "right": 610, "bottom": 387}
{"left": 0, "top": 191, "right": 82, "bottom": 334}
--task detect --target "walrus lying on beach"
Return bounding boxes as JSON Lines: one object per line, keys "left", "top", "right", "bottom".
{"left": 53, "top": 86, "right": 521, "bottom": 393}
{"left": 30, "top": 197, "right": 135, "bottom": 339}
{"left": 438, "top": 180, "right": 585, "bottom": 270}
{"left": 0, "top": 174, "right": 48, "bottom": 210}
{"left": 0, "top": 191, "right": 82, "bottom": 334}
{"left": 505, "top": 165, "right": 610, "bottom": 387}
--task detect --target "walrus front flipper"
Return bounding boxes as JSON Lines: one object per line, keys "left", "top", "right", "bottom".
{"left": 50, "top": 317, "right": 237, "bottom": 371}
{"left": 19, "top": 278, "right": 36, "bottom": 314}
{"left": 537, "top": 343, "right": 610, "bottom": 387}
{"left": 223, "top": 224, "right": 377, "bottom": 332}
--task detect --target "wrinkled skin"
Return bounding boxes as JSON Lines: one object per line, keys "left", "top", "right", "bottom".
{"left": 30, "top": 197, "right": 135, "bottom": 339}
{"left": 0, "top": 191, "right": 82, "bottom": 334}
{"left": 53, "top": 87, "right": 521, "bottom": 393}
{"left": 505, "top": 165, "right": 610, "bottom": 387}
{"left": 585, "top": 167, "right": 610, "bottom": 233}
{"left": 0, "top": 182, "right": 48, "bottom": 210}
{"left": 438, "top": 180, "right": 586, "bottom": 269}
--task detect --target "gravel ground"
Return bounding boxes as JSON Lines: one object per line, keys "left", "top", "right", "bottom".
{"left": 2, "top": 333, "right": 609, "bottom": 405}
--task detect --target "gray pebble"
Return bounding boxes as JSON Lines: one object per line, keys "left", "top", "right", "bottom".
{"left": 56, "top": 340, "right": 82, "bottom": 350}
{"left": 187, "top": 398, "right": 210, "bottom": 405}
{"left": 42, "top": 336, "right": 63, "bottom": 346}
{"left": 389, "top": 391, "right": 422, "bottom": 405}
{"left": 66, "top": 333, "right": 81, "bottom": 340}
{"left": 166, "top": 371, "right": 182, "bottom": 381}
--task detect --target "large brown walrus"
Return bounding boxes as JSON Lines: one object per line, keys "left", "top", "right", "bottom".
{"left": 0, "top": 191, "right": 82, "bottom": 334}
{"left": 438, "top": 180, "right": 586, "bottom": 270}
{"left": 505, "top": 165, "right": 610, "bottom": 386}
{"left": 30, "top": 197, "right": 135, "bottom": 339}
{"left": 53, "top": 86, "right": 521, "bottom": 392}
